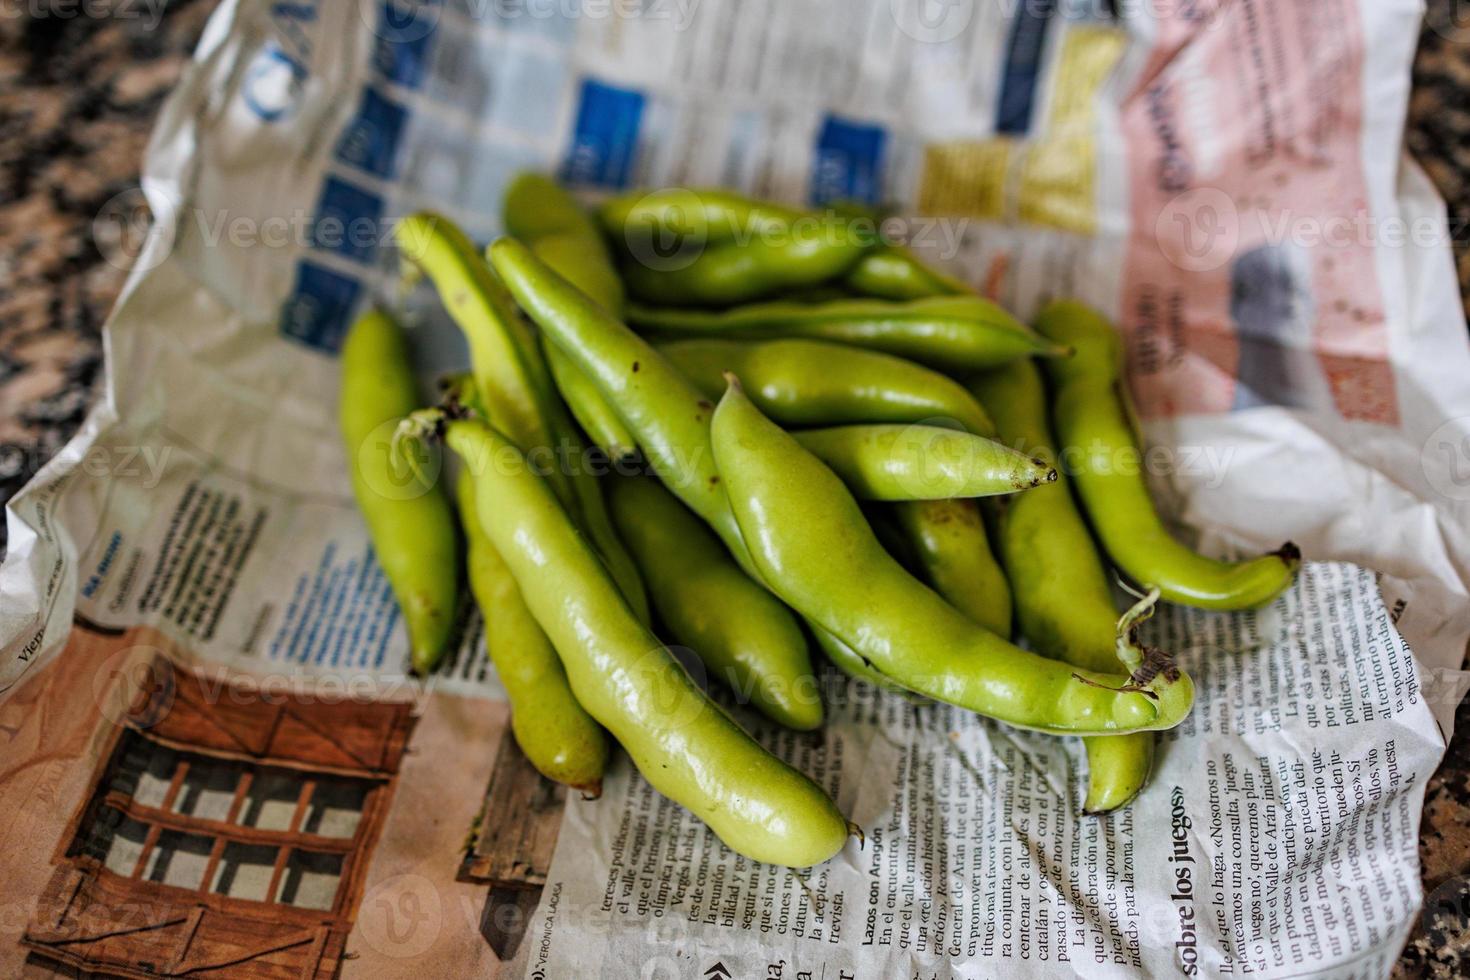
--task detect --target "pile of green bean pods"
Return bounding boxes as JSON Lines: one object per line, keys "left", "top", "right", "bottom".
{"left": 339, "top": 181, "right": 1301, "bottom": 868}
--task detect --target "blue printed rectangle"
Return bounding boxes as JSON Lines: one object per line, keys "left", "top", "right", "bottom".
{"left": 334, "top": 88, "right": 410, "bottom": 179}
{"left": 810, "top": 115, "right": 888, "bottom": 205}
{"left": 311, "top": 176, "right": 384, "bottom": 265}
{"left": 560, "top": 78, "right": 645, "bottom": 189}
{"left": 995, "top": 0, "right": 1056, "bottom": 135}
{"left": 373, "top": 1, "right": 436, "bottom": 89}
{"left": 279, "top": 260, "right": 362, "bottom": 354}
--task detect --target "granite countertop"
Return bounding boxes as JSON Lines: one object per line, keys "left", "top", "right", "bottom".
{"left": 2, "top": 3, "right": 1469, "bottom": 976}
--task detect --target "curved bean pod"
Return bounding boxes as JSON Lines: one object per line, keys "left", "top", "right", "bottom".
{"left": 503, "top": 175, "right": 638, "bottom": 460}
{"left": 487, "top": 237, "right": 823, "bottom": 719}
{"left": 655, "top": 338, "right": 994, "bottom": 436}
{"left": 892, "top": 499, "right": 1012, "bottom": 638}
{"left": 793, "top": 424, "right": 1054, "bottom": 501}
{"left": 844, "top": 246, "right": 968, "bottom": 301}
{"left": 630, "top": 295, "right": 1067, "bottom": 372}
{"left": 457, "top": 470, "right": 608, "bottom": 795}
{"left": 398, "top": 213, "right": 649, "bottom": 623}
{"left": 971, "top": 359, "right": 1155, "bottom": 812}
{"left": 443, "top": 416, "right": 850, "bottom": 867}
{"left": 1035, "top": 301, "right": 1300, "bottom": 610}
{"left": 599, "top": 187, "right": 803, "bottom": 246}
{"left": 338, "top": 310, "right": 459, "bottom": 674}
{"left": 710, "top": 378, "right": 1195, "bottom": 735}
{"left": 608, "top": 476, "right": 821, "bottom": 730}
{"left": 618, "top": 232, "right": 869, "bottom": 307}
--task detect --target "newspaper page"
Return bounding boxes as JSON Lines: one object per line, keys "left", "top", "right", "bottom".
{"left": 2, "top": 0, "right": 1470, "bottom": 977}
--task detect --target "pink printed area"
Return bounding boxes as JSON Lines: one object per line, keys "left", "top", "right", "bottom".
{"left": 1119, "top": 0, "right": 1397, "bottom": 424}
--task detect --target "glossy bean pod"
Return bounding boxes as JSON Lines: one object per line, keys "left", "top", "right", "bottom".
{"left": 1035, "top": 301, "right": 1300, "bottom": 610}
{"left": 487, "top": 237, "right": 824, "bottom": 718}
{"left": 398, "top": 214, "right": 649, "bottom": 623}
{"left": 629, "top": 295, "right": 1067, "bottom": 372}
{"left": 709, "top": 379, "right": 1195, "bottom": 736}
{"left": 457, "top": 470, "right": 608, "bottom": 795}
{"left": 599, "top": 187, "right": 803, "bottom": 246}
{"left": 503, "top": 174, "right": 639, "bottom": 460}
{"left": 608, "top": 476, "right": 821, "bottom": 730}
{"left": 338, "top": 310, "right": 459, "bottom": 674}
{"left": 843, "top": 246, "right": 968, "bottom": 301}
{"left": 892, "top": 498, "right": 1012, "bottom": 638}
{"left": 618, "top": 231, "right": 870, "bottom": 307}
{"left": 655, "top": 338, "right": 995, "bottom": 436}
{"left": 443, "top": 416, "right": 851, "bottom": 867}
{"left": 792, "top": 424, "right": 1054, "bottom": 501}
{"left": 971, "top": 360, "right": 1155, "bottom": 812}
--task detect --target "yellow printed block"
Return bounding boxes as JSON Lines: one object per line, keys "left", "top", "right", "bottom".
{"left": 917, "top": 139, "right": 1014, "bottom": 219}
{"left": 1047, "top": 25, "right": 1126, "bottom": 129}
{"left": 1016, "top": 25, "right": 1125, "bottom": 235}
{"left": 1017, "top": 135, "right": 1096, "bottom": 234}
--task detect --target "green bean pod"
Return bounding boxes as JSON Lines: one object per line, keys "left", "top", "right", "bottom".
{"left": 608, "top": 476, "right": 821, "bottom": 730}
{"left": 812, "top": 625, "right": 920, "bottom": 699}
{"left": 442, "top": 416, "right": 851, "bottom": 867}
{"left": 619, "top": 233, "right": 870, "bottom": 307}
{"left": 844, "top": 246, "right": 968, "bottom": 301}
{"left": 792, "top": 424, "right": 1054, "bottom": 501}
{"left": 971, "top": 360, "right": 1155, "bottom": 812}
{"left": 630, "top": 295, "right": 1066, "bottom": 372}
{"left": 504, "top": 175, "right": 640, "bottom": 461}
{"left": 457, "top": 471, "right": 608, "bottom": 795}
{"left": 398, "top": 213, "right": 649, "bottom": 623}
{"left": 655, "top": 338, "right": 994, "bottom": 435}
{"left": 487, "top": 237, "right": 823, "bottom": 719}
{"left": 710, "top": 378, "right": 1195, "bottom": 736}
{"left": 338, "top": 310, "right": 459, "bottom": 674}
{"left": 892, "top": 499, "right": 1012, "bottom": 638}
{"left": 599, "top": 187, "right": 803, "bottom": 246}
{"left": 1035, "top": 301, "right": 1300, "bottom": 610}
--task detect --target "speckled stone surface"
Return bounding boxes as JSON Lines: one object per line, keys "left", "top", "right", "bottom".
{"left": 1, "top": 2, "right": 1468, "bottom": 974}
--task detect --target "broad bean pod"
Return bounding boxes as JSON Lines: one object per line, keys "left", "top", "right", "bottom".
{"left": 892, "top": 498, "right": 1013, "bottom": 638}
{"left": 599, "top": 187, "right": 803, "bottom": 246}
{"left": 457, "top": 470, "right": 608, "bottom": 795}
{"left": 1035, "top": 301, "right": 1300, "bottom": 610}
{"left": 792, "top": 424, "right": 1054, "bottom": 501}
{"left": 655, "top": 338, "right": 994, "bottom": 436}
{"left": 487, "top": 237, "right": 822, "bottom": 719}
{"left": 441, "top": 415, "right": 850, "bottom": 867}
{"left": 710, "top": 378, "right": 1195, "bottom": 736}
{"left": 619, "top": 231, "right": 870, "bottom": 307}
{"left": 397, "top": 213, "right": 649, "bottom": 623}
{"left": 609, "top": 476, "right": 821, "bottom": 730}
{"left": 971, "top": 360, "right": 1155, "bottom": 812}
{"left": 629, "top": 295, "right": 1066, "bottom": 372}
{"left": 844, "top": 246, "right": 968, "bottom": 301}
{"left": 503, "top": 174, "right": 638, "bottom": 460}
{"left": 338, "top": 309, "right": 459, "bottom": 674}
